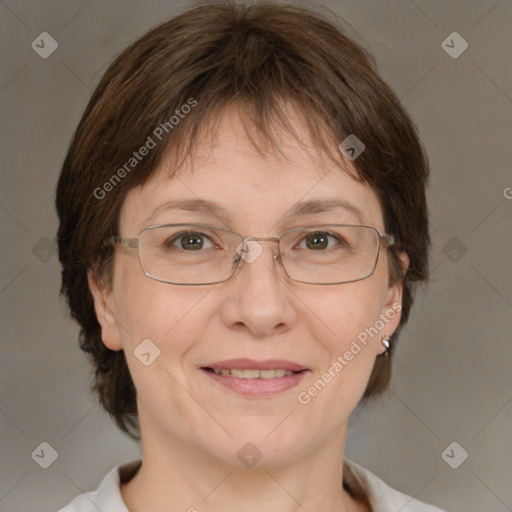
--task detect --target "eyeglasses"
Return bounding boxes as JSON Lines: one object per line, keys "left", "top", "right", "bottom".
{"left": 109, "top": 223, "right": 396, "bottom": 285}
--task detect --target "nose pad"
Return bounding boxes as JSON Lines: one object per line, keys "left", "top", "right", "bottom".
{"left": 236, "top": 239, "right": 264, "bottom": 264}
{"left": 234, "top": 238, "right": 283, "bottom": 267}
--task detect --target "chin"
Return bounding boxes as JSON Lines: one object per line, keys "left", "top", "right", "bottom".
{"left": 199, "top": 424, "right": 309, "bottom": 468}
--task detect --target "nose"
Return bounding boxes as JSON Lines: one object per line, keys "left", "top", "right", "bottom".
{"left": 220, "top": 239, "right": 298, "bottom": 338}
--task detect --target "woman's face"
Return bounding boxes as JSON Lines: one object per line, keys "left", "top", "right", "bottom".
{"left": 89, "top": 106, "right": 406, "bottom": 467}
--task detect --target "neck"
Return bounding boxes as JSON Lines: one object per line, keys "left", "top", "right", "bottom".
{"left": 120, "top": 415, "right": 368, "bottom": 512}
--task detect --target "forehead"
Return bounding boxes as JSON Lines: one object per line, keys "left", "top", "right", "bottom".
{"left": 119, "top": 105, "right": 385, "bottom": 234}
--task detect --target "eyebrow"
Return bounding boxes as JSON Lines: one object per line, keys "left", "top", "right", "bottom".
{"left": 142, "top": 198, "right": 231, "bottom": 226}
{"left": 283, "top": 199, "right": 367, "bottom": 224}
{"left": 142, "top": 197, "right": 367, "bottom": 227}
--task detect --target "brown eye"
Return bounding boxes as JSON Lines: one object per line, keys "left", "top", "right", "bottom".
{"left": 180, "top": 233, "right": 204, "bottom": 250}
{"left": 304, "top": 232, "right": 331, "bottom": 250}
{"left": 167, "top": 231, "right": 214, "bottom": 250}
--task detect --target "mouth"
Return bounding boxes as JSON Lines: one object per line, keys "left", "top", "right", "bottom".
{"left": 200, "top": 359, "right": 310, "bottom": 396}
{"left": 202, "top": 367, "right": 302, "bottom": 379}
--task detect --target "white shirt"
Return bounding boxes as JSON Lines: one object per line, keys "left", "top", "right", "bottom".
{"left": 56, "top": 458, "right": 447, "bottom": 512}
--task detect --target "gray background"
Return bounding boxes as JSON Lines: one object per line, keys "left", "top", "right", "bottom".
{"left": 1, "top": 0, "right": 511, "bottom": 511}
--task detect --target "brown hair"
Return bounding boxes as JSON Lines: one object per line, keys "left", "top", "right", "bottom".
{"left": 56, "top": 1, "right": 430, "bottom": 440}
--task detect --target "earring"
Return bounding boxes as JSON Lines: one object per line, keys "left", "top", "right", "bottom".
{"left": 381, "top": 336, "right": 391, "bottom": 355}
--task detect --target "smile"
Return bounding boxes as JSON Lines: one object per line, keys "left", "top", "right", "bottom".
{"left": 201, "top": 366, "right": 309, "bottom": 396}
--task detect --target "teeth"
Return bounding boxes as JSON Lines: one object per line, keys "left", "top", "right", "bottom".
{"left": 243, "top": 369, "right": 260, "bottom": 379}
{"left": 211, "top": 368, "right": 296, "bottom": 379}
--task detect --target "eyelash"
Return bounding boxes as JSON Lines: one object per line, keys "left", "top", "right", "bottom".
{"left": 165, "top": 230, "right": 346, "bottom": 251}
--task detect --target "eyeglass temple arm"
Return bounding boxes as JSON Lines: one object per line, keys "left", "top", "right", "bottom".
{"left": 380, "top": 234, "right": 396, "bottom": 246}
{"left": 109, "top": 236, "right": 139, "bottom": 249}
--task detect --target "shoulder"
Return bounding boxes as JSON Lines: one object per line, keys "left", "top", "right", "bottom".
{"left": 343, "top": 458, "right": 448, "bottom": 512}
{"left": 55, "top": 459, "right": 142, "bottom": 512}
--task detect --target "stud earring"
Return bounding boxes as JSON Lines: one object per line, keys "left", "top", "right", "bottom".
{"left": 381, "top": 336, "right": 391, "bottom": 355}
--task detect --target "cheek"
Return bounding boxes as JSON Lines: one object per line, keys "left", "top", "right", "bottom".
{"left": 112, "top": 259, "right": 211, "bottom": 350}
{"left": 294, "top": 280, "right": 388, "bottom": 409}
{"left": 302, "top": 279, "right": 386, "bottom": 346}
{"left": 111, "top": 264, "right": 213, "bottom": 417}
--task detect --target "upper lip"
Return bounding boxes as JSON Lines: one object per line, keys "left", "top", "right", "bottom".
{"left": 203, "top": 359, "right": 309, "bottom": 372}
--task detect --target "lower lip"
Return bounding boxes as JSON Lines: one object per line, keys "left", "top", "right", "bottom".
{"left": 201, "top": 368, "right": 309, "bottom": 396}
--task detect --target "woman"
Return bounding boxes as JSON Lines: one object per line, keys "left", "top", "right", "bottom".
{"left": 55, "top": 2, "right": 445, "bottom": 511}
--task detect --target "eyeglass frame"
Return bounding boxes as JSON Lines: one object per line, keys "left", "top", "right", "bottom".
{"left": 109, "top": 223, "right": 396, "bottom": 286}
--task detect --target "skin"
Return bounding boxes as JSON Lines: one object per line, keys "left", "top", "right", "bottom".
{"left": 88, "top": 104, "right": 409, "bottom": 512}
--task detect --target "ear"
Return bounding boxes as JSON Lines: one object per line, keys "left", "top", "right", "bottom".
{"left": 87, "top": 268, "right": 123, "bottom": 351}
{"left": 377, "top": 251, "right": 410, "bottom": 355}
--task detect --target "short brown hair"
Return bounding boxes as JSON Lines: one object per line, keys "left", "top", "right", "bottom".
{"left": 56, "top": 1, "right": 430, "bottom": 440}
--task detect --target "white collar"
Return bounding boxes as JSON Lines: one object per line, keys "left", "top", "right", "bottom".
{"left": 58, "top": 458, "right": 445, "bottom": 512}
